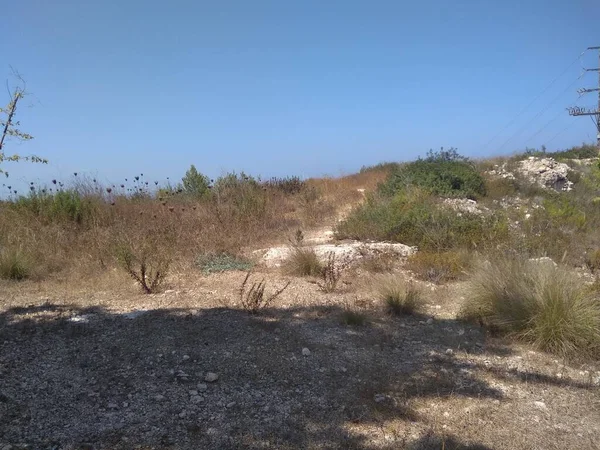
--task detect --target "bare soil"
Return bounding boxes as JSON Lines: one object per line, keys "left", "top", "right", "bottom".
{"left": 1, "top": 268, "right": 599, "bottom": 450}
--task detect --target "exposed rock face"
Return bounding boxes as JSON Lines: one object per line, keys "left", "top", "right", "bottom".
{"left": 516, "top": 157, "right": 573, "bottom": 191}
{"left": 256, "top": 242, "right": 416, "bottom": 268}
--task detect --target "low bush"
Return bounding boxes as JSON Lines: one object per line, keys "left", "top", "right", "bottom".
{"left": 376, "top": 274, "right": 423, "bottom": 315}
{"left": 196, "top": 253, "right": 253, "bottom": 274}
{"left": 379, "top": 148, "right": 486, "bottom": 200}
{"left": 0, "top": 247, "right": 31, "bottom": 280}
{"left": 263, "top": 176, "right": 305, "bottom": 194}
{"left": 460, "top": 258, "right": 600, "bottom": 357}
{"left": 336, "top": 189, "right": 508, "bottom": 251}
{"left": 12, "top": 189, "right": 98, "bottom": 225}
{"left": 406, "top": 250, "right": 472, "bottom": 284}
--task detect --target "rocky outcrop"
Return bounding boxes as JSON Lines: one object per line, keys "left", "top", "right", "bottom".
{"left": 516, "top": 157, "right": 573, "bottom": 191}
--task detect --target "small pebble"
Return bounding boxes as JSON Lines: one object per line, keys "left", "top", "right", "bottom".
{"left": 205, "top": 372, "right": 219, "bottom": 383}
{"left": 302, "top": 348, "right": 311, "bottom": 356}
{"left": 197, "top": 383, "right": 208, "bottom": 392}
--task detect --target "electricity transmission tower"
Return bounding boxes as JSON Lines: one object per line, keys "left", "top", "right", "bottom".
{"left": 568, "top": 46, "right": 600, "bottom": 153}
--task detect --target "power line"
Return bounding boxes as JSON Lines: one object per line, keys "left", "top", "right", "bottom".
{"left": 481, "top": 49, "right": 588, "bottom": 152}
{"left": 567, "top": 46, "right": 600, "bottom": 154}
{"left": 522, "top": 94, "right": 583, "bottom": 147}
{"left": 494, "top": 71, "right": 586, "bottom": 153}
{"left": 544, "top": 118, "right": 577, "bottom": 149}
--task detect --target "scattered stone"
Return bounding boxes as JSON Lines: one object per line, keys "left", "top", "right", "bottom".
{"left": 302, "top": 348, "right": 311, "bottom": 356}
{"left": 534, "top": 401, "right": 547, "bottom": 410}
{"left": 190, "top": 395, "right": 204, "bottom": 404}
{"left": 182, "top": 355, "right": 190, "bottom": 361}
{"left": 107, "top": 402, "right": 118, "bottom": 409}
{"left": 226, "top": 401, "right": 236, "bottom": 408}
{"left": 445, "top": 349, "right": 454, "bottom": 356}
{"left": 188, "top": 390, "right": 198, "bottom": 396}
{"left": 426, "top": 318, "right": 434, "bottom": 325}
{"left": 443, "top": 198, "right": 488, "bottom": 215}
{"left": 205, "top": 372, "right": 219, "bottom": 383}
{"left": 154, "top": 394, "right": 165, "bottom": 401}
{"left": 374, "top": 394, "right": 387, "bottom": 403}
{"left": 197, "top": 383, "right": 208, "bottom": 392}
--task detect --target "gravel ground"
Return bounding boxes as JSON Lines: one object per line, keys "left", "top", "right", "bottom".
{"left": 1, "top": 273, "right": 599, "bottom": 449}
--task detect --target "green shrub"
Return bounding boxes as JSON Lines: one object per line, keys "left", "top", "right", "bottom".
{"left": 406, "top": 250, "right": 472, "bottom": 284}
{"left": 0, "top": 247, "right": 30, "bottom": 280}
{"left": 196, "top": 253, "right": 253, "bottom": 274}
{"left": 376, "top": 275, "right": 423, "bottom": 315}
{"left": 212, "top": 172, "right": 267, "bottom": 221}
{"left": 460, "top": 258, "right": 600, "bottom": 357}
{"left": 336, "top": 189, "right": 508, "bottom": 251}
{"left": 379, "top": 148, "right": 486, "bottom": 199}
{"left": 13, "top": 189, "right": 97, "bottom": 225}
{"left": 181, "top": 164, "right": 211, "bottom": 198}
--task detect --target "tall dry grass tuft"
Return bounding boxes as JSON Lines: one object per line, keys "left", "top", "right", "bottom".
{"left": 0, "top": 246, "right": 31, "bottom": 280}
{"left": 461, "top": 258, "right": 600, "bottom": 358}
{"left": 375, "top": 274, "right": 423, "bottom": 316}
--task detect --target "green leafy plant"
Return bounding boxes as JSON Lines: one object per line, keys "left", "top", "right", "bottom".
{"left": 196, "top": 253, "right": 253, "bottom": 274}
{"left": 238, "top": 271, "right": 290, "bottom": 314}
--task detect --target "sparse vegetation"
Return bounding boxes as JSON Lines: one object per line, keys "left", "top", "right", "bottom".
{"left": 317, "top": 252, "right": 345, "bottom": 293}
{"left": 341, "top": 299, "right": 368, "bottom": 326}
{"left": 461, "top": 258, "right": 600, "bottom": 358}
{"left": 406, "top": 250, "right": 472, "bottom": 284}
{"left": 115, "top": 238, "right": 171, "bottom": 294}
{"left": 238, "top": 271, "right": 290, "bottom": 314}
{"left": 376, "top": 274, "right": 423, "bottom": 315}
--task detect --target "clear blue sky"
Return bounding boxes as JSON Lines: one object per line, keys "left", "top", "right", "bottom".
{"left": 3, "top": 0, "right": 600, "bottom": 187}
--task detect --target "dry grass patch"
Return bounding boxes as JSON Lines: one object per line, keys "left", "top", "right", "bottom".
{"left": 0, "top": 247, "right": 31, "bottom": 280}
{"left": 461, "top": 258, "right": 600, "bottom": 358}
{"left": 406, "top": 250, "right": 472, "bottom": 284}
{"left": 375, "top": 274, "right": 423, "bottom": 316}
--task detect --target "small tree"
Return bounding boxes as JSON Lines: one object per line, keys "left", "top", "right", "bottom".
{"left": 181, "top": 164, "right": 210, "bottom": 198}
{"left": 0, "top": 72, "right": 46, "bottom": 176}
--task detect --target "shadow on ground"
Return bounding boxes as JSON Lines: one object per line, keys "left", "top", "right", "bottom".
{"left": 0, "top": 302, "right": 592, "bottom": 449}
